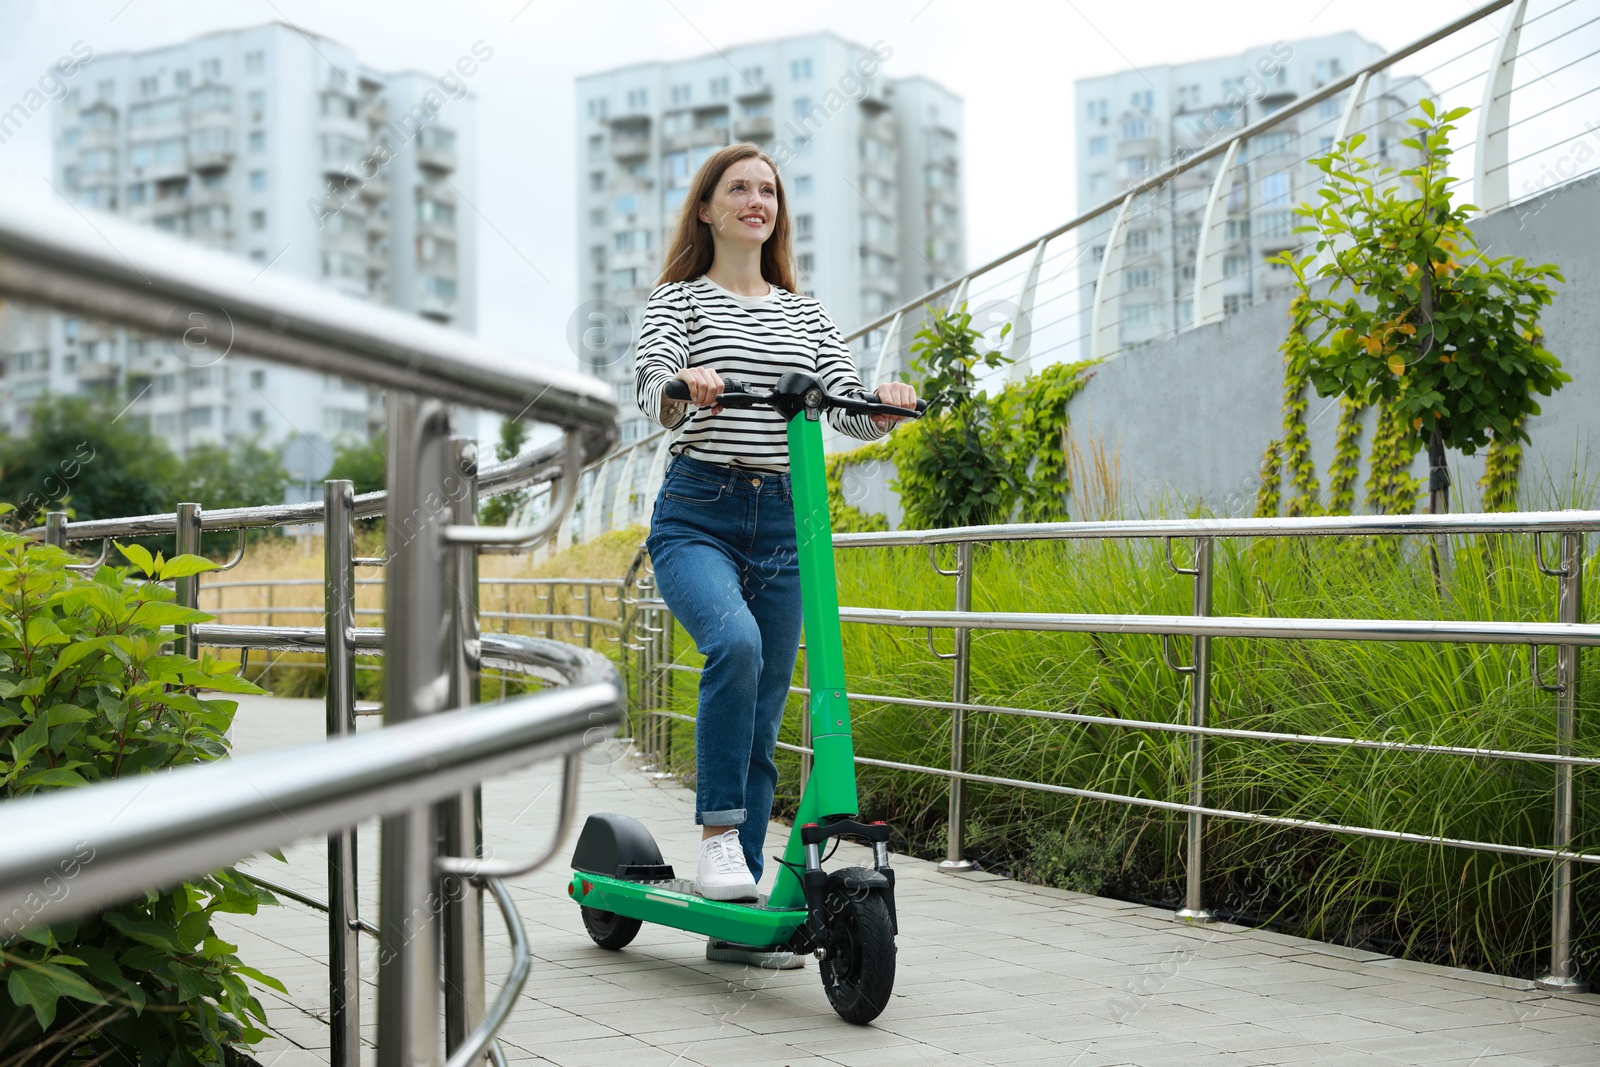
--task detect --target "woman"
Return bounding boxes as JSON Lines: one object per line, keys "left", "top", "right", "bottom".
{"left": 635, "top": 144, "right": 916, "bottom": 963}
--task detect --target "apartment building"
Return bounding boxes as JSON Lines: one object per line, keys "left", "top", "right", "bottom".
{"left": 0, "top": 22, "right": 479, "bottom": 477}
{"left": 575, "top": 32, "right": 964, "bottom": 446}
{"left": 1074, "top": 31, "right": 1428, "bottom": 354}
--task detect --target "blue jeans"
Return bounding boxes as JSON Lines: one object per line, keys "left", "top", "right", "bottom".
{"left": 645, "top": 453, "right": 802, "bottom": 883}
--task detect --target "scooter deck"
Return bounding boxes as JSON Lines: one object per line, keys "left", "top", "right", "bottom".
{"left": 570, "top": 871, "right": 808, "bottom": 947}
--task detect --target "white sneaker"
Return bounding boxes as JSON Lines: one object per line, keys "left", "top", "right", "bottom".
{"left": 695, "top": 829, "right": 758, "bottom": 902}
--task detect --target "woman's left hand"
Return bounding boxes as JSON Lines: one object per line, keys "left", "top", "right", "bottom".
{"left": 871, "top": 382, "right": 919, "bottom": 431}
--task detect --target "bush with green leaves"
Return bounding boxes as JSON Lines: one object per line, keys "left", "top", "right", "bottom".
{"left": 0, "top": 519, "right": 282, "bottom": 1063}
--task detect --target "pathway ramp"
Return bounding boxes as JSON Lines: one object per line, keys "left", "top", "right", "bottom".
{"left": 216, "top": 695, "right": 1600, "bottom": 1066}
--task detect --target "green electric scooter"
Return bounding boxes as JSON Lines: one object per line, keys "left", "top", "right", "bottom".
{"left": 566, "top": 371, "right": 925, "bottom": 1025}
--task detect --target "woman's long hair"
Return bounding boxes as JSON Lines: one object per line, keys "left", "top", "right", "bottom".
{"left": 657, "top": 143, "right": 798, "bottom": 293}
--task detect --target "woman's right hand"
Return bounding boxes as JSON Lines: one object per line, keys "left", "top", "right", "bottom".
{"left": 674, "top": 366, "right": 725, "bottom": 414}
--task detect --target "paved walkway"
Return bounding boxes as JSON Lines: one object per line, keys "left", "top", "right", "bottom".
{"left": 216, "top": 695, "right": 1600, "bottom": 1066}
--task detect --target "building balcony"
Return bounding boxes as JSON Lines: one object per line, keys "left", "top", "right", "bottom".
{"left": 190, "top": 185, "right": 230, "bottom": 208}
{"left": 323, "top": 229, "right": 366, "bottom": 254}
{"left": 366, "top": 211, "right": 388, "bottom": 234}
{"left": 860, "top": 274, "right": 898, "bottom": 296}
{"left": 610, "top": 172, "right": 654, "bottom": 194}
{"left": 611, "top": 248, "right": 654, "bottom": 272}
{"left": 76, "top": 359, "right": 120, "bottom": 384}
{"left": 417, "top": 219, "right": 456, "bottom": 241}
{"left": 732, "top": 116, "right": 773, "bottom": 141}
{"left": 734, "top": 81, "right": 771, "bottom": 102}
{"left": 366, "top": 100, "right": 387, "bottom": 126}
{"left": 360, "top": 173, "right": 388, "bottom": 200}
{"left": 611, "top": 133, "right": 650, "bottom": 159}
{"left": 860, "top": 156, "right": 896, "bottom": 182}
{"left": 663, "top": 126, "right": 728, "bottom": 153}
{"left": 418, "top": 146, "right": 455, "bottom": 173}
{"left": 187, "top": 149, "right": 232, "bottom": 172}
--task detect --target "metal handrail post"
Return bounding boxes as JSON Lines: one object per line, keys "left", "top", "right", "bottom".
{"left": 938, "top": 542, "right": 977, "bottom": 873}
{"left": 43, "top": 511, "right": 67, "bottom": 548}
{"left": 377, "top": 393, "right": 453, "bottom": 1066}
{"left": 1537, "top": 531, "right": 1588, "bottom": 993}
{"left": 443, "top": 437, "right": 487, "bottom": 1053}
{"left": 174, "top": 503, "right": 202, "bottom": 659}
{"left": 322, "top": 480, "right": 362, "bottom": 1066}
{"left": 1177, "top": 538, "right": 1216, "bottom": 923}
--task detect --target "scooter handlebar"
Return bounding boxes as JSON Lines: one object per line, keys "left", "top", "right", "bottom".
{"left": 662, "top": 377, "right": 925, "bottom": 419}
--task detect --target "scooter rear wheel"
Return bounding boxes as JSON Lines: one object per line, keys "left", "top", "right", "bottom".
{"left": 818, "top": 869, "right": 896, "bottom": 1024}
{"left": 581, "top": 906, "right": 642, "bottom": 950}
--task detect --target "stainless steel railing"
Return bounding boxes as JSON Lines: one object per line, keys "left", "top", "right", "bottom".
{"left": 0, "top": 180, "right": 624, "bottom": 1064}
{"left": 629, "top": 509, "right": 1598, "bottom": 994}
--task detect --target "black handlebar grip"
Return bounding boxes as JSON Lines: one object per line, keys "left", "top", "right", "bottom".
{"left": 915, "top": 399, "right": 928, "bottom": 415}
{"left": 663, "top": 379, "right": 690, "bottom": 401}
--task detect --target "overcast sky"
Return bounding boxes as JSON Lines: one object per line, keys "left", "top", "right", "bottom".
{"left": 0, "top": 0, "right": 1486, "bottom": 377}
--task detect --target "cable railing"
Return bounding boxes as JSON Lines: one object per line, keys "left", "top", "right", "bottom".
{"left": 0, "top": 178, "right": 625, "bottom": 1064}
{"left": 627, "top": 510, "right": 1600, "bottom": 994}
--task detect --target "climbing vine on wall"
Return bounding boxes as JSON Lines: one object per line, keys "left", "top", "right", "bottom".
{"left": 1327, "top": 397, "right": 1367, "bottom": 516}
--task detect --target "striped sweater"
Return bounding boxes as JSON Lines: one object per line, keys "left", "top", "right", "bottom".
{"left": 634, "top": 275, "right": 887, "bottom": 473}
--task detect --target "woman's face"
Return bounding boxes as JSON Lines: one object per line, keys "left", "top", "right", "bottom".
{"left": 697, "top": 157, "right": 779, "bottom": 249}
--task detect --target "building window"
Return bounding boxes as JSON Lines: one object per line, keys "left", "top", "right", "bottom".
{"left": 1089, "top": 173, "right": 1108, "bottom": 196}
{"left": 797, "top": 252, "right": 814, "bottom": 274}
{"left": 1261, "top": 172, "right": 1291, "bottom": 207}
{"left": 589, "top": 207, "right": 604, "bottom": 227}
{"left": 250, "top": 169, "right": 266, "bottom": 191}
{"left": 626, "top": 88, "right": 648, "bottom": 110}
{"left": 670, "top": 83, "right": 691, "bottom": 105}
{"left": 245, "top": 50, "right": 264, "bottom": 74}
{"left": 741, "top": 66, "right": 764, "bottom": 86}
{"left": 1319, "top": 97, "right": 1342, "bottom": 119}
{"left": 793, "top": 175, "right": 813, "bottom": 195}
{"left": 249, "top": 249, "right": 266, "bottom": 263}
{"left": 1124, "top": 303, "right": 1153, "bottom": 327}
{"left": 96, "top": 79, "right": 115, "bottom": 102}
{"left": 1089, "top": 136, "right": 1107, "bottom": 155}
{"left": 249, "top": 209, "right": 266, "bottom": 231}
{"left": 1130, "top": 90, "right": 1153, "bottom": 112}
{"left": 1126, "top": 231, "right": 1149, "bottom": 255}
{"left": 249, "top": 410, "right": 265, "bottom": 429}
{"left": 587, "top": 97, "right": 608, "bottom": 119}
{"left": 174, "top": 70, "right": 189, "bottom": 91}
{"left": 613, "top": 193, "right": 637, "bottom": 217}
{"left": 138, "top": 75, "right": 159, "bottom": 97}
{"left": 590, "top": 171, "right": 604, "bottom": 192}
{"left": 1121, "top": 118, "right": 1150, "bottom": 140}
{"left": 250, "top": 369, "right": 266, "bottom": 389}
{"left": 709, "top": 76, "right": 728, "bottom": 98}
{"left": 1085, "top": 99, "right": 1108, "bottom": 121}
{"left": 790, "top": 58, "right": 812, "bottom": 80}
{"left": 1223, "top": 253, "right": 1248, "bottom": 276}
{"left": 795, "top": 214, "right": 813, "bottom": 239}
{"left": 200, "top": 58, "right": 222, "bottom": 81}
{"left": 793, "top": 97, "right": 812, "bottom": 118}
{"left": 249, "top": 130, "right": 265, "bottom": 152}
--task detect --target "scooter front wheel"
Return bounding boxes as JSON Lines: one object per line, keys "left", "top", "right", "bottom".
{"left": 818, "top": 869, "right": 896, "bottom": 1024}
{"left": 581, "top": 906, "right": 642, "bottom": 950}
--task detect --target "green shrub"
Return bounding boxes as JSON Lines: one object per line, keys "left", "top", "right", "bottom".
{"left": 0, "top": 523, "right": 283, "bottom": 1062}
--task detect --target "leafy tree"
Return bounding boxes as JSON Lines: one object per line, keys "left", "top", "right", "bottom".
{"left": 326, "top": 431, "right": 386, "bottom": 495}
{"left": 0, "top": 521, "right": 282, "bottom": 1061}
{"left": 0, "top": 396, "right": 181, "bottom": 534}
{"left": 1277, "top": 100, "right": 1567, "bottom": 513}
{"left": 479, "top": 418, "right": 532, "bottom": 528}
{"left": 173, "top": 440, "right": 290, "bottom": 556}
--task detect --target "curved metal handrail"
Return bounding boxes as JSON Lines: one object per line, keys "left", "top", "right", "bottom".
{"left": 444, "top": 877, "right": 531, "bottom": 1067}
{"left": 0, "top": 684, "right": 622, "bottom": 924}
{"left": 0, "top": 187, "right": 617, "bottom": 459}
